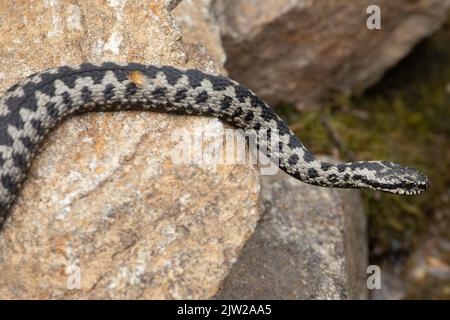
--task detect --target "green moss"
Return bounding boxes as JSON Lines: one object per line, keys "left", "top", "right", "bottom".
{"left": 278, "top": 16, "right": 450, "bottom": 279}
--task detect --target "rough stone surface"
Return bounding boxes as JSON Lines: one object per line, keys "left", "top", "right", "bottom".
{"left": 173, "top": 0, "right": 226, "bottom": 72}
{"left": 216, "top": 169, "right": 368, "bottom": 300}
{"left": 213, "top": 0, "right": 450, "bottom": 107}
{"left": 0, "top": 0, "right": 261, "bottom": 299}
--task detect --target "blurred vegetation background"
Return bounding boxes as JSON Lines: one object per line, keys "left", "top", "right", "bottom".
{"left": 277, "top": 14, "right": 450, "bottom": 299}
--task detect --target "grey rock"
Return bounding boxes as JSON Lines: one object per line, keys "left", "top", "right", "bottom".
{"left": 216, "top": 169, "right": 368, "bottom": 299}
{"left": 213, "top": 0, "right": 450, "bottom": 107}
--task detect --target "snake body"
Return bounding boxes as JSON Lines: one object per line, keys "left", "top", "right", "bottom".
{"left": 0, "top": 62, "right": 428, "bottom": 226}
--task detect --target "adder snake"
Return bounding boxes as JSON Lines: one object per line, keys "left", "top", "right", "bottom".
{"left": 0, "top": 62, "right": 429, "bottom": 226}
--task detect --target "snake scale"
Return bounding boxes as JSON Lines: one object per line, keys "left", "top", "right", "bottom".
{"left": 0, "top": 62, "right": 429, "bottom": 226}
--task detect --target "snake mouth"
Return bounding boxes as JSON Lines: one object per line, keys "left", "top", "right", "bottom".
{"left": 386, "top": 179, "right": 429, "bottom": 195}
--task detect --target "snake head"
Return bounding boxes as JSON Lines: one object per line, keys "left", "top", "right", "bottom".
{"left": 373, "top": 161, "right": 429, "bottom": 195}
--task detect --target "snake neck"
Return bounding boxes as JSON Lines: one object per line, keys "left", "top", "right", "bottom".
{"left": 282, "top": 159, "right": 372, "bottom": 189}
